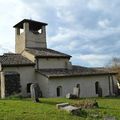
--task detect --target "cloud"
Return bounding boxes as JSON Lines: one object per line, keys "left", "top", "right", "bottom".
{"left": 0, "top": 0, "right": 120, "bottom": 67}
{"left": 98, "top": 19, "right": 110, "bottom": 29}
{"left": 88, "top": 0, "right": 107, "bottom": 11}
{"left": 73, "top": 54, "right": 111, "bottom": 67}
{"left": 0, "top": 0, "right": 40, "bottom": 53}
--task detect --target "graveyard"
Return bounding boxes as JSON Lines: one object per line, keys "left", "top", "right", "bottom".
{"left": 0, "top": 97, "right": 120, "bottom": 120}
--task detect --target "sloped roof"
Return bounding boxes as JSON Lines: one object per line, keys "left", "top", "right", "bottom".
{"left": 13, "top": 19, "right": 47, "bottom": 31}
{"left": 0, "top": 53, "right": 35, "bottom": 67}
{"left": 25, "top": 47, "right": 71, "bottom": 58}
{"left": 36, "top": 65, "right": 117, "bottom": 78}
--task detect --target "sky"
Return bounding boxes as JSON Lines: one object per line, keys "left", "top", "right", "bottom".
{"left": 0, "top": 0, "right": 120, "bottom": 67}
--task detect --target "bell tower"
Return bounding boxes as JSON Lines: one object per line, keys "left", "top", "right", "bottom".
{"left": 13, "top": 19, "right": 48, "bottom": 53}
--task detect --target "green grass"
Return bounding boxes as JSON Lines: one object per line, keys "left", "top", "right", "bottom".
{"left": 0, "top": 97, "right": 120, "bottom": 120}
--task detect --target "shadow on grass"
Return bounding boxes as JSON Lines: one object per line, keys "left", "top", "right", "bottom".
{"left": 75, "top": 109, "right": 88, "bottom": 118}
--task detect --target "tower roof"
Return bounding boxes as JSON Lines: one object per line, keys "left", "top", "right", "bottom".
{"left": 13, "top": 19, "right": 48, "bottom": 31}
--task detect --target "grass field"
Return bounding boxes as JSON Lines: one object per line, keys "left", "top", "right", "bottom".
{"left": 0, "top": 97, "right": 120, "bottom": 120}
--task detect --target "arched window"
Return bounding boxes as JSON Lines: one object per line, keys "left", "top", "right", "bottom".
{"left": 76, "top": 84, "right": 80, "bottom": 88}
{"left": 57, "top": 86, "right": 62, "bottom": 97}
{"left": 27, "top": 83, "right": 32, "bottom": 93}
{"left": 95, "top": 82, "right": 99, "bottom": 94}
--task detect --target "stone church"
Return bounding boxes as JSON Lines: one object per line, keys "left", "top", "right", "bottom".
{"left": 0, "top": 19, "right": 117, "bottom": 98}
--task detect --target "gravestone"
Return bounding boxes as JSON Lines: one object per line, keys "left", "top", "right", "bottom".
{"left": 61, "top": 105, "right": 81, "bottom": 115}
{"left": 73, "top": 87, "right": 80, "bottom": 98}
{"left": 98, "top": 87, "right": 102, "bottom": 97}
{"left": 56, "top": 103, "right": 69, "bottom": 109}
{"left": 66, "top": 93, "right": 78, "bottom": 99}
{"left": 30, "top": 83, "right": 41, "bottom": 102}
{"left": 56, "top": 103, "right": 81, "bottom": 115}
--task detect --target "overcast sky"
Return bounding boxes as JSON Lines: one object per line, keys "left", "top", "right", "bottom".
{"left": 0, "top": 0, "right": 120, "bottom": 67}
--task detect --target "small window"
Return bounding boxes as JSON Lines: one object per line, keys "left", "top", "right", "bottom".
{"left": 38, "top": 29, "right": 42, "bottom": 34}
{"left": 95, "top": 82, "right": 99, "bottom": 94}
{"left": 57, "top": 86, "right": 62, "bottom": 97}
{"left": 27, "top": 83, "right": 32, "bottom": 93}
{"left": 20, "top": 29, "right": 24, "bottom": 34}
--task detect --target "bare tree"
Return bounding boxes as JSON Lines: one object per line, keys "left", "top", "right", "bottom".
{"left": 106, "top": 57, "right": 120, "bottom": 82}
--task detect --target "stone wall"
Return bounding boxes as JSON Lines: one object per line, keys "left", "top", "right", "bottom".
{"left": 2, "top": 66, "right": 35, "bottom": 97}
{"left": 15, "top": 22, "right": 47, "bottom": 53}
{"left": 48, "top": 75, "right": 114, "bottom": 98}
{"left": 38, "top": 58, "right": 70, "bottom": 69}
